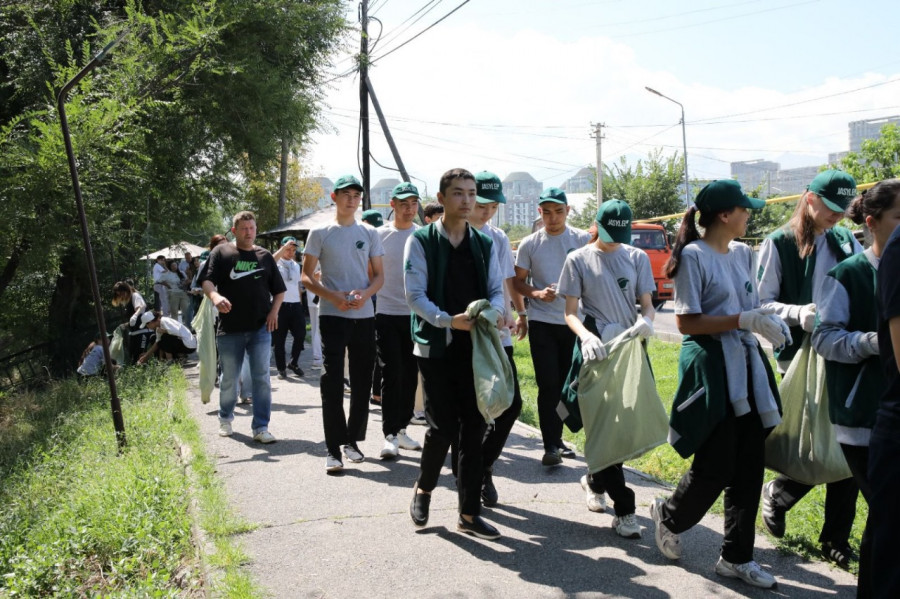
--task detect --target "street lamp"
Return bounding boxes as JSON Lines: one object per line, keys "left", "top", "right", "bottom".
{"left": 645, "top": 86, "right": 690, "bottom": 205}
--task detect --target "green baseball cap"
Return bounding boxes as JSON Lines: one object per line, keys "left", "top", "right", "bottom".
{"left": 281, "top": 236, "right": 297, "bottom": 245}
{"left": 199, "top": 250, "right": 210, "bottom": 260}
{"left": 333, "top": 174, "right": 364, "bottom": 192}
{"left": 595, "top": 199, "right": 633, "bottom": 244}
{"left": 391, "top": 181, "right": 420, "bottom": 200}
{"left": 361, "top": 209, "right": 384, "bottom": 227}
{"left": 694, "top": 179, "right": 765, "bottom": 213}
{"left": 475, "top": 171, "right": 506, "bottom": 204}
{"left": 539, "top": 187, "right": 567, "bottom": 205}
{"left": 808, "top": 169, "right": 857, "bottom": 213}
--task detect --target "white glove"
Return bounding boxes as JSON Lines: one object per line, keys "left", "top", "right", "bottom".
{"left": 859, "top": 331, "right": 880, "bottom": 357}
{"left": 580, "top": 333, "right": 608, "bottom": 362}
{"left": 632, "top": 315, "right": 654, "bottom": 340}
{"left": 799, "top": 303, "right": 817, "bottom": 333}
{"left": 739, "top": 308, "right": 786, "bottom": 348}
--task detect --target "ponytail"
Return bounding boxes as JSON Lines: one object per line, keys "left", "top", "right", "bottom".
{"left": 665, "top": 207, "right": 701, "bottom": 278}
{"left": 846, "top": 179, "right": 900, "bottom": 225}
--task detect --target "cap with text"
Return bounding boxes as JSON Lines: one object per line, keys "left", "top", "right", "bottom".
{"left": 808, "top": 169, "right": 857, "bottom": 213}
{"left": 333, "top": 174, "right": 364, "bottom": 192}
{"left": 361, "top": 209, "right": 384, "bottom": 228}
{"left": 595, "top": 199, "right": 633, "bottom": 244}
{"left": 694, "top": 179, "right": 765, "bottom": 213}
{"left": 475, "top": 171, "right": 506, "bottom": 204}
{"left": 391, "top": 181, "right": 420, "bottom": 200}
{"left": 539, "top": 187, "right": 567, "bottom": 205}
{"left": 281, "top": 236, "right": 297, "bottom": 246}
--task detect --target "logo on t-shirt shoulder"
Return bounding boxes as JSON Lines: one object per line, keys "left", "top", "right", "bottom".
{"left": 356, "top": 240, "right": 366, "bottom": 250}
{"left": 230, "top": 260, "right": 263, "bottom": 280}
{"left": 617, "top": 277, "right": 629, "bottom": 290}
{"left": 404, "top": 259, "right": 412, "bottom": 272}
{"left": 566, "top": 247, "right": 576, "bottom": 255}
{"left": 744, "top": 281, "right": 753, "bottom": 294}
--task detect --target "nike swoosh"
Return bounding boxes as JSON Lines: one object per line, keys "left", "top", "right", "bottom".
{"left": 230, "top": 267, "right": 264, "bottom": 280}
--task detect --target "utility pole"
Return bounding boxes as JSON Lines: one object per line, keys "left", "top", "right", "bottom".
{"left": 359, "top": 0, "right": 371, "bottom": 209}
{"left": 591, "top": 122, "right": 605, "bottom": 203}
{"left": 278, "top": 135, "right": 288, "bottom": 225}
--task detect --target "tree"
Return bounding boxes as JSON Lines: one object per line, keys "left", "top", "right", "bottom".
{"left": 838, "top": 123, "right": 900, "bottom": 183}
{"left": 0, "top": 0, "right": 346, "bottom": 367}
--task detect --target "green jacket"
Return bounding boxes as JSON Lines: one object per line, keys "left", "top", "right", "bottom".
{"left": 823, "top": 253, "right": 884, "bottom": 432}
{"left": 765, "top": 226, "right": 856, "bottom": 362}
{"left": 408, "top": 223, "right": 493, "bottom": 358}
{"left": 669, "top": 335, "right": 781, "bottom": 458}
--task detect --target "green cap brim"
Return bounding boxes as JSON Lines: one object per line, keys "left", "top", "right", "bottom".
{"left": 393, "top": 192, "right": 420, "bottom": 200}
{"left": 819, "top": 196, "right": 848, "bottom": 213}
{"left": 596, "top": 223, "right": 632, "bottom": 244}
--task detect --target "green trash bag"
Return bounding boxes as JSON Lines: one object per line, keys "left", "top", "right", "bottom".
{"left": 192, "top": 296, "right": 217, "bottom": 405}
{"left": 576, "top": 331, "right": 668, "bottom": 473}
{"left": 764, "top": 336, "right": 851, "bottom": 485}
{"left": 466, "top": 299, "right": 514, "bottom": 425}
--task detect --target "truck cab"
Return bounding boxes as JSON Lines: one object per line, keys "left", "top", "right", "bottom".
{"left": 630, "top": 223, "right": 673, "bottom": 309}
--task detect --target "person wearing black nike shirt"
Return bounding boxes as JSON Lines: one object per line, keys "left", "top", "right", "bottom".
{"left": 201, "top": 211, "right": 286, "bottom": 444}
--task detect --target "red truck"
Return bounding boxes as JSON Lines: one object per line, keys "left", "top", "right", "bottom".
{"left": 630, "top": 223, "right": 673, "bottom": 309}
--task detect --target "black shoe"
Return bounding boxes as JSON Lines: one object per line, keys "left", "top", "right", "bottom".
{"left": 761, "top": 480, "right": 786, "bottom": 538}
{"left": 410, "top": 486, "right": 430, "bottom": 527}
{"left": 481, "top": 469, "right": 498, "bottom": 507}
{"left": 541, "top": 448, "right": 562, "bottom": 466}
{"left": 558, "top": 443, "right": 576, "bottom": 459}
{"left": 288, "top": 363, "right": 304, "bottom": 377}
{"left": 457, "top": 515, "right": 501, "bottom": 540}
{"left": 369, "top": 396, "right": 382, "bottom": 406}
{"left": 278, "top": 370, "right": 287, "bottom": 379}
{"left": 822, "top": 541, "right": 856, "bottom": 570}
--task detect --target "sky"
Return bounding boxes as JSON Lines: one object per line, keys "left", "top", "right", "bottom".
{"left": 306, "top": 0, "right": 900, "bottom": 201}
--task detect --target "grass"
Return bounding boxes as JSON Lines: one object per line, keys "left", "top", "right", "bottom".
{"left": 512, "top": 336, "right": 866, "bottom": 572}
{"left": 0, "top": 364, "right": 256, "bottom": 597}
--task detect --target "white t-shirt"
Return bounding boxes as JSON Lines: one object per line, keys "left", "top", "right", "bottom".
{"left": 305, "top": 220, "right": 385, "bottom": 319}
{"left": 515, "top": 226, "right": 591, "bottom": 325}
{"left": 152, "top": 262, "right": 167, "bottom": 283}
{"left": 157, "top": 316, "right": 197, "bottom": 349}
{"left": 277, "top": 259, "right": 302, "bottom": 303}
{"left": 558, "top": 243, "right": 655, "bottom": 333}
{"left": 377, "top": 222, "right": 419, "bottom": 316}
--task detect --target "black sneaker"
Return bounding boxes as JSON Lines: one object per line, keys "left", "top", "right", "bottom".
{"left": 822, "top": 541, "right": 856, "bottom": 570}
{"left": 457, "top": 515, "right": 501, "bottom": 540}
{"left": 481, "top": 468, "right": 498, "bottom": 507}
{"left": 541, "top": 448, "right": 562, "bottom": 466}
{"left": 558, "top": 443, "right": 576, "bottom": 459}
{"left": 761, "top": 480, "right": 786, "bottom": 538}
{"left": 410, "top": 486, "right": 430, "bottom": 527}
{"left": 278, "top": 370, "right": 287, "bottom": 380}
{"left": 288, "top": 363, "right": 304, "bottom": 377}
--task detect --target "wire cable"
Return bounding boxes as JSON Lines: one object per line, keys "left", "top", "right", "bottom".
{"left": 370, "top": 0, "right": 470, "bottom": 65}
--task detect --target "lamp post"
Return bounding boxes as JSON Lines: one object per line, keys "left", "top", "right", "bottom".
{"left": 646, "top": 86, "right": 690, "bottom": 205}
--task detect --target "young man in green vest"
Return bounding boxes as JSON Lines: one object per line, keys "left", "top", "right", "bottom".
{"left": 404, "top": 168, "right": 506, "bottom": 540}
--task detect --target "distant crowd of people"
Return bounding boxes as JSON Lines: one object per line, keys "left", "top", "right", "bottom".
{"left": 91, "top": 167, "right": 900, "bottom": 597}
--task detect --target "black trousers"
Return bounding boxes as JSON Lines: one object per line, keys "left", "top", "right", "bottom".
{"left": 375, "top": 314, "right": 417, "bottom": 436}
{"left": 840, "top": 444, "right": 871, "bottom": 599}
{"left": 660, "top": 405, "right": 766, "bottom": 564}
{"left": 767, "top": 473, "right": 858, "bottom": 545}
{"left": 272, "top": 301, "right": 305, "bottom": 371}
{"left": 416, "top": 330, "right": 487, "bottom": 516}
{"left": 588, "top": 464, "right": 635, "bottom": 517}
{"left": 319, "top": 316, "right": 375, "bottom": 457}
{"left": 868, "top": 407, "right": 900, "bottom": 599}
{"left": 451, "top": 345, "right": 523, "bottom": 477}
{"left": 528, "top": 321, "right": 577, "bottom": 449}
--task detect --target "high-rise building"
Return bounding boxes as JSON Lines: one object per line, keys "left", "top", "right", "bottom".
{"left": 849, "top": 115, "right": 900, "bottom": 152}
{"left": 564, "top": 166, "right": 595, "bottom": 194}
{"left": 500, "top": 172, "right": 543, "bottom": 227}
{"left": 370, "top": 177, "right": 400, "bottom": 220}
{"left": 730, "top": 160, "right": 779, "bottom": 196}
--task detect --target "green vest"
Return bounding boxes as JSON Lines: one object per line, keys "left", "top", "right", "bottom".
{"left": 409, "top": 224, "right": 493, "bottom": 358}
{"left": 764, "top": 226, "right": 856, "bottom": 362}
{"left": 824, "top": 253, "right": 883, "bottom": 430}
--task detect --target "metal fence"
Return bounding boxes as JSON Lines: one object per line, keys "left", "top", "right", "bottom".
{"left": 0, "top": 342, "right": 51, "bottom": 391}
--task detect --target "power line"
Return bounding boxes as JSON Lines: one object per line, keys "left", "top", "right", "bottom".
{"left": 370, "top": 0, "right": 470, "bottom": 65}
{"left": 377, "top": 0, "right": 443, "bottom": 49}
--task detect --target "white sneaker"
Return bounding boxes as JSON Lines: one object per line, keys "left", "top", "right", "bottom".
{"left": 613, "top": 513, "right": 642, "bottom": 539}
{"left": 714, "top": 557, "right": 777, "bottom": 589}
{"left": 253, "top": 428, "right": 276, "bottom": 444}
{"left": 650, "top": 497, "right": 682, "bottom": 560}
{"left": 325, "top": 454, "right": 343, "bottom": 472}
{"left": 218, "top": 419, "right": 233, "bottom": 437}
{"left": 580, "top": 475, "right": 607, "bottom": 512}
{"left": 342, "top": 444, "right": 365, "bottom": 463}
{"left": 409, "top": 411, "right": 427, "bottom": 426}
{"left": 380, "top": 435, "right": 399, "bottom": 459}
{"left": 396, "top": 429, "right": 422, "bottom": 451}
